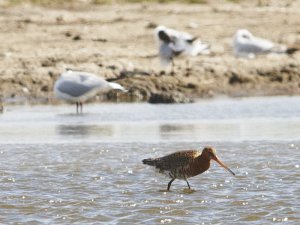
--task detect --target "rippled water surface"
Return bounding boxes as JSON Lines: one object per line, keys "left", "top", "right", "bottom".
{"left": 0, "top": 96, "right": 300, "bottom": 224}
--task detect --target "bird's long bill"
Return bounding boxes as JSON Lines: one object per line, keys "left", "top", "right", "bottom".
{"left": 213, "top": 156, "right": 235, "bottom": 176}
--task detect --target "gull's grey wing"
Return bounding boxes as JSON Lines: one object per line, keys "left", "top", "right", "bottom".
{"left": 237, "top": 37, "right": 274, "bottom": 54}
{"left": 236, "top": 43, "right": 269, "bottom": 54}
{"left": 57, "top": 72, "right": 108, "bottom": 97}
{"left": 186, "top": 37, "right": 197, "bottom": 44}
{"left": 57, "top": 80, "right": 99, "bottom": 97}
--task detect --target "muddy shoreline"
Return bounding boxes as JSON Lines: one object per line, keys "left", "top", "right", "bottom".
{"left": 1, "top": 2, "right": 300, "bottom": 104}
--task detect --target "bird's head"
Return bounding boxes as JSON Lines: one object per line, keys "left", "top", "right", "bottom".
{"left": 154, "top": 26, "right": 166, "bottom": 35}
{"left": 235, "top": 29, "right": 253, "bottom": 40}
{"left": 158, "top": 30, "right": 172, "bottom": 44}
{"left": 202, "top": 146, "right": 235, "bottom": 176}
{"left": 154, "top": 26, "right": 172, "bottom": 44}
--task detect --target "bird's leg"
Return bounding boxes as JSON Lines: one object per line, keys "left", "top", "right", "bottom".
{"left": 76, "top": 102, "right": 79, "bottom": 114}
{"left": 79, "top": 102, "right": 83, "bottom": 114}
{"left": 167, "top": 178, "right": 175, "bottom": 191}
{"left": 185, "top": 178, "right": 191, "bottom": 189}
{"left": 185, "top": 60, "right": 191, "bottom": 76}
{"left": 170, "top": 59, "right": 175, "bottom": 75}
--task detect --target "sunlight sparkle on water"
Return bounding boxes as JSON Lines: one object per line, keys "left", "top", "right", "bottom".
{"left": 1, "top": 97, "right": 300, "bottom": 224}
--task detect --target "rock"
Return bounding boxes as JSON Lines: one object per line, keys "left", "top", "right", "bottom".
{"left": 145, "top": 22, "right": 157, "bottom": 29}
{"left": 73, "top": 35, "right": 81, "bottom": 41}
{"left": 92, "top": 38, "right": 107, "bottom": 42}
{"left": 65, "top": 31, "right": 72, "bottom": 37}
{"left": 41, "top": 57, "right": 58, "bottom": 67}
{"left": 41, "top": 85, "right": 49, "bottom": 92}
{"left": 228, "top": 72, "right": 253, "bottom": 85}
{"left": 148, "top": 92, "right": 193, "bottom": 104}
{"left": 186, "top": 83, "right": 197, "bottom": 89}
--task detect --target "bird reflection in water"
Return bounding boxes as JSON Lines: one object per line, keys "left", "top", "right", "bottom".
{"left": 56, "top": 124, "right": 113, "bottom": 137}
{"left": 159, "top": 124, "right": 196, "bottom": 139}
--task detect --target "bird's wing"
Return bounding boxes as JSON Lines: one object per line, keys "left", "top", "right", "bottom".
{"left": 236, "top": 37, "right": 274, "bottom": 54}
{"left": 186, "top": 40, "right": 210, "bottom": 56}
{"left": 159, "top": 27, "right": 189, "bottom": 52}
{"left": 56, "top": 80, "right": 94, "bottom": 97}
{"left": 57, "top": 71, "right": 108, "bottom": 97}
{"left": 169, "top": 37, "right": 188, "bottom": 53}
{"left": 167, "top": 29, "right": 205, "bottom": 56}
{"left": 156, "top": 150, "right": 200, "bottom": 172}
{"left": 165, "top": 28, "right": 193, "bottom": 41}
{"left": 177, "top": 32, "right": 195, "bottom": 45}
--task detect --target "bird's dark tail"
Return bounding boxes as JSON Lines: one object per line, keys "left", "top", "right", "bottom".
{"left": 142, "top": 158, "right": 157, "bottom": 166}
{"left": 186, "top": 37, "right": 198, "bottom": 44}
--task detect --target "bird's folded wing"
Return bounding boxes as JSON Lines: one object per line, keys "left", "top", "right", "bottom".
{"left": 157, "top": 150, "right": 200, "bottom": 171}
{"left": 238, "top": 37, "right": 274, "bottom": 54}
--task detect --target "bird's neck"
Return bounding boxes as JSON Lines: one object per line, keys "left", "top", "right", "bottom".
{"left": 194, "top": 154, "right": 211, "bottom": 174}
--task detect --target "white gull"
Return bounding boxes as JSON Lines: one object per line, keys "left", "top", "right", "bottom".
{"left": 54, "top": 70, "right": 127, "bottom": 113}
{"left": 233, "top": 29, "right": 298, "bottom": 58}
{"left": 154, "top": 25, "right": 210, "bottom": 72}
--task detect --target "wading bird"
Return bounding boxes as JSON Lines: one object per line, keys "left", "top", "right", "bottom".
{"left": 54, "top": 70, "right": 127, "bottom": 113}
{"left": 154, "top": 26, "right": 210, "bottom": 74}
{"left": 143, "top": 146, "right": 235, "bottom": 191}
{"left": 233, "top": 29, "right": 298, "bottom": 58}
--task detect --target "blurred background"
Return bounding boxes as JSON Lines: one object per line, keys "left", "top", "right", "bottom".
{"left": 1, "top": 0, "right": 300, "bottom": 104}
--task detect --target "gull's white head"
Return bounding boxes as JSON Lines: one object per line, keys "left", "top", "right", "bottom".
{"left": 234, "top": 29, "right": 253, "bottom": 42}
{"left": 154, "top": 25, "right": 166, "bottom": 33}
{"left": 233, "top": 29, "right": 256, "bottom": 58}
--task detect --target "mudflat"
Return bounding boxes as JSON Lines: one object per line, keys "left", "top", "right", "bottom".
{"left": 1, "top": 1, "right": 300, "bottom": 103}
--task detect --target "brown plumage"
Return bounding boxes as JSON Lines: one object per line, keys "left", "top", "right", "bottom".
{"left": 142, "top": 146, "right": 235, "bottom": 191}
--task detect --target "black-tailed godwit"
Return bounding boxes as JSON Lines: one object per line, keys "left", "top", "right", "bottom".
{"left": 143, "top": 146, "right": 235, "bottom": 191}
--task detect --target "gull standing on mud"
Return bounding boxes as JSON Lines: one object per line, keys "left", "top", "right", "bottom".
{"left": 143, "top": 146, "right": 235, "bottom": 191}
{"left": 154, "top": 25, "right": 210, "bottom": 74}
{"left": 54, "top": 70, "right": 127, "bottom": 113}
{"left": 233, "top": 29, "right": 298, "bottom": 58}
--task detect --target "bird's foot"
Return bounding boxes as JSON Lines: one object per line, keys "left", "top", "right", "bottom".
{"left": 159, "top": 189, "right": 171, "bottom": 192}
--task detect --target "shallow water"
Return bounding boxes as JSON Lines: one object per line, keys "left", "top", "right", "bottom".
{"left": 0, "top": 96, "right": 300, "bottom": 224}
